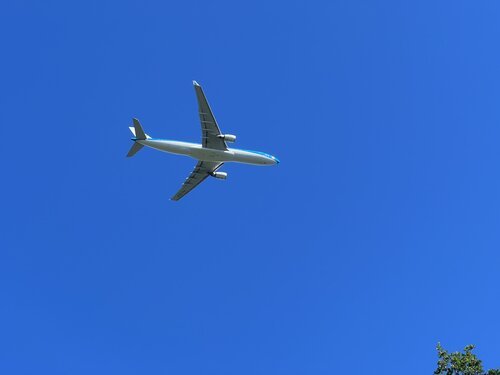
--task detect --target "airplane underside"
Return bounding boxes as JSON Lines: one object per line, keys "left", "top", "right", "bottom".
{"left": 127, "top": 81, "right": 278, "bottom": 200}
{"left": 138, "top": 139, "right": 275, "bottom": 165}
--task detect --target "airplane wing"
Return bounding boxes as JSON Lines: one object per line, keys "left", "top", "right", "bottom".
{"left": 171, "top": 161, "right": 224, "bottom": 201}
{"left": 193, "top": 81, "right": 228, "bottom": 150}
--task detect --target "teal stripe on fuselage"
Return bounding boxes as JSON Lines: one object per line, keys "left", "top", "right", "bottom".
{"left": 240, "top": 149, "right": 274, "bottom": 158}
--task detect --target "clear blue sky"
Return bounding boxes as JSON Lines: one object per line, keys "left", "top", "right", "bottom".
{"left": 1, "top": 1, "right": 499, "bottom": 373}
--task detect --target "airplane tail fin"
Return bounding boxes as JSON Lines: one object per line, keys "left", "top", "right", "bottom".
{"left": 126, "top": 118, "right": 150, "bottom": 157}
{"left": 126, "top": 142, "right": 144, "bottom": 157}
{"left": 129, "top": 118, "right": 149, "bottom": 140}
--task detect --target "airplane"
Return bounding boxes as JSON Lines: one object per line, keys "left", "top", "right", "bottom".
{"left": 126, "top": 80, "right": 280, "bottom": 201}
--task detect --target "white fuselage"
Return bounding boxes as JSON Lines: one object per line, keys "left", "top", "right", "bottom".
{"left": 137, "top": 139, "right": 279, "bottom": 165}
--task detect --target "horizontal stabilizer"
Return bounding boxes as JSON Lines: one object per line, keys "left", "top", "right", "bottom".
{"left": 129, "top": 126, "right": 151, "bottom": 140}
{"left": 132, "top": 118, "right": 147, "bottom": 140}
{"left": 126, "top": 142, "right": 144, "bottom": 157}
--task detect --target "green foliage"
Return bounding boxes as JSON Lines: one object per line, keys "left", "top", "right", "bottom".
{"left": 435, "top": 343, "right": 499, "bottom": 375}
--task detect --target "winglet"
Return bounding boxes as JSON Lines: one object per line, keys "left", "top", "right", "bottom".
{"left": 193, "top": 80, "right": 200, "bottom": 86}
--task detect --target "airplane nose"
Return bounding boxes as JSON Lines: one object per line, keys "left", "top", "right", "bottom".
{"left": 274, "top": 157, "right": 280, "bottom": 165}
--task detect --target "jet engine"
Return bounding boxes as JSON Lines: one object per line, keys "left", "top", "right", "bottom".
{"left": 211, "top": 171, "right": 228, "bottom": 180}
{"left": 217, "top": 134, "right": 237, "bottom": 143}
